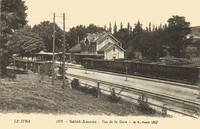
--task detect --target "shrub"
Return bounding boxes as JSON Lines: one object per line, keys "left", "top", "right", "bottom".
{"left": 39, "top": 63, "right": 52, "bottom": 76}
{"left": 137, "top": 95, "right": 156, "bottom": 115}
{"left": 86, "top": 87, "right": 99, "bottom": 97}
{"left": 109, "top": 88, "right": 121, "bottom": 103}
{"left": 6, "top": 69, "right": 16, "bottom": 78}
{"left": 70, "top": 78, "right": 81, "bottom": 90}
{"left": 70, "top": 79, "right": 100, "bottom": 97}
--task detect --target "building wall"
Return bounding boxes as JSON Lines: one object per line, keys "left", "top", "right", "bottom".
{"left": 71, "top": 33, "right": 124, "bottom": 60}
{"left": 86, "top": 43, "right": 96, "bottom": 54}
{"left": 97, "top": 36, "right": 118, "bottom": 51}
{"left": 104, "top": 46, "right": 124, "bottom": 60}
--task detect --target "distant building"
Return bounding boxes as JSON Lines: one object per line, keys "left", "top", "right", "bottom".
{"left": 69, "top": 32, "right": 125, "bottom": 62}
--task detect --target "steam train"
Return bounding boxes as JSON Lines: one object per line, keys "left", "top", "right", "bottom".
{"left": 81, "top": 58, "right": 200, "bottom": 84}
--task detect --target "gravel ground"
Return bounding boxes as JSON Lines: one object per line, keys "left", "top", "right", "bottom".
{"left": 0, "top": 72, "right": 154, "bottom": 116}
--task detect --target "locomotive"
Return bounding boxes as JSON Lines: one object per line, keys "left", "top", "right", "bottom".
{"left": 81, "top": 58, "right": 199, "bottom": 84}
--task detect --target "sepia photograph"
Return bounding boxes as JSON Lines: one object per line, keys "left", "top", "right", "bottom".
{"left": 0, "top": 0, "right": 200, "bottom": 129}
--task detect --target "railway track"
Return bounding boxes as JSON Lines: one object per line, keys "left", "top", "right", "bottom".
{"left": 67, "top": 72, "right": 200, "bottom": 118}
{"left": 67, "top": 65, "right": 199, "bottom": 90}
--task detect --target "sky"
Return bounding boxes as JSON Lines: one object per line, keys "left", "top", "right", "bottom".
{"left": 25, "top": 0, "right": 200, "bottom": 31}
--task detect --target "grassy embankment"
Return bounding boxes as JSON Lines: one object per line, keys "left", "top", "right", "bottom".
{"left": 0, "top": 72, "right": 147, "bottom": 116}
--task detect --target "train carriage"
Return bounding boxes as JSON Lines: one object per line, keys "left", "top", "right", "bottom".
{"left": 81, "top": 58, "right": 199, "bottom": 84}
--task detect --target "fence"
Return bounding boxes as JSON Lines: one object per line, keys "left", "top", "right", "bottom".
{"left": 14, "top": 59, "right": 53, "bottom": 75}
{"left": 68, "top": 75, "right": 199, "bottom": 118}
{"left": 68, "top": 77, "right": 171, "bottom": 117}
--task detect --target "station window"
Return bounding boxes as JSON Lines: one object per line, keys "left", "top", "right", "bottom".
{"left": 113, "top": 47, "right": 115, "bottom": 52}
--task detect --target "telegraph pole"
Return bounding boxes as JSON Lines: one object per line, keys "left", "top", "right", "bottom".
{"left": 63, "top": 13, "right": 66, "bottom": 87}
{"left": 52, "top": 12, "right": 56, "bottom": 85}
{"left": 198, "top": 67, "right": 200, "bottom": 99}
{"left": 125, "top": 67, "right": 128, "bottom": 81}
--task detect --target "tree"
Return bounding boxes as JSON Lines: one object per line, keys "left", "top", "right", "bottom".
{"left": 0, "top": 0, "right": 27, "bottom": 76}
{"left": 123, "top": 21, "right": 145, "bottom": 59}
{"left": 1, "top": 0, "right": 27, "bottom": 32}
{"left": 113, "top": 21, "right": 117, "bottom": 34}
{"left": 131, "top": 21, "right": 144, "bottom": 51}
{"left": 66, "top": 25, "right": 87, "bottom": 49}
{"left": 165, "top": 15, "right": 192, "bottom": 57}
{"left": 120, "top": 22, "right": 123, "bottom": 29}
{"left": 127, "top": 22, "right": 130, "bottom": 34}
{"left": 148, "top": 22, "right": 152, "bottom": 32}
{"left": 109, "top": 22, "right": 112, "bottom": 33}
{"left": 144, "top": 27, "right": 165, "bottom": 60}
{"left": 192, "top": 38, "right": 200, "bottom": 56}
{"left": 104, "top": 25, "right": 107, "bottom": 30}
{"left": 32, "top": 21, "right": 63, "bottom": 52}
{"left": 129, "top": 26, "right": 133, "bottom": 34}
{"left": 86, "top": 24, "right": 105, "bottom": 34}
{"left": 7, "top": 25, "right": 45, "bottom": 56}
{"left": 113, "top": 28, "right": 131, "bottom": 50}
{"left": 152, "top": 24, "right": 155, "bottom": 32}
{"left": 66, "top": 24, "right": 106, "bottom": 50}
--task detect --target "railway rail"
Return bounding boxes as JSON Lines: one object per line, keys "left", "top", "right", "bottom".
{"left": 67, "top": 65, "right": 199, "bottom": 90}
{"left": 67, "top": 73, "right": 200, "bottom": 118}
{"left": 13, "top": 58, "right": 199, "bottom": 88}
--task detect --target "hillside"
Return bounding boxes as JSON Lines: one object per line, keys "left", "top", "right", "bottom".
{"left": 0, "top": 72, "right": 143, "bottom": 116}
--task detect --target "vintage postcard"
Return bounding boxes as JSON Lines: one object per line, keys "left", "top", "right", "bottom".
{"left": 0, "top": 0, "right": 200, "bottom": 129}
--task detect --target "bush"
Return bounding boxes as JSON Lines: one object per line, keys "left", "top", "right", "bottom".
{"left": 6, "top": 69, "right": 16, "bottom": 78}
{"left": 109, "top": 95, "right": 121, "bottom": 103}
{"left": 137, "top": 95, "right": 155, "bottom": 115}
{"left": 70, "top": 79, "right": 100, "bottom": 97}
{"left": 86, "top": 87, "right": 99, "bottom": 97}
{"left": 109, "top": 88, "right": 121, "bottom": 103}
{"left": 70, "top": 78, "right": 81, "bottom": 90}
{"left": 57, "top": 66, "right": 67, "bottom": 80}
{"left": 39, "top": 63, "right": 52, "bottom": 76}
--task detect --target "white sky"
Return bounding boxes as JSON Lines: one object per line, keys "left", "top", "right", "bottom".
{"left": 25, "top": 0, "right": 200, "bottom": 31}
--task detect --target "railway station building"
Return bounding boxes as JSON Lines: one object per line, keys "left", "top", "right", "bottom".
{"left": 69, "top": 32, "right": 125, "bottom": 63}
